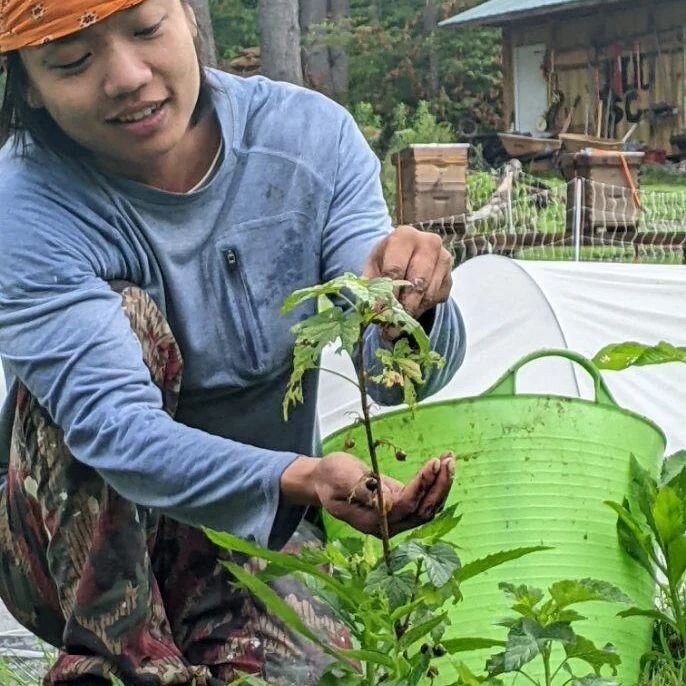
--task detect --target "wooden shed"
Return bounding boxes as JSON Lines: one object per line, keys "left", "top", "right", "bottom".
{"left": 441, "top": 0, "right": 686, "bottom": 156}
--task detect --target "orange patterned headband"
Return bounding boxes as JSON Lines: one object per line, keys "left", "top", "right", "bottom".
{"left": 0, "top": 0, "right": 147, "bottom": 53}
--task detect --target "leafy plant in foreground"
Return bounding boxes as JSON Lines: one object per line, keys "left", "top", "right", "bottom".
{"left": 594, "top": 340, "right": 686, "bottom": 681}
{"left": 209, "top": 274, "right": 545, "bottom": 685}
{"left": 473, "top": 579, "right": 629, "bottom": 686}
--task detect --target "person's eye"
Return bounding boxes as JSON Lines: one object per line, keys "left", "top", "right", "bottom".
{"left": 136, "top": 17, "right": 165, "bottom": 37}
{"left": 53, "top": 54, "right": 91, "bottom": 71}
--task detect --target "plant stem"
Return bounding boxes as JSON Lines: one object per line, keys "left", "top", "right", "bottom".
{"left": 543, "top": 644, "right": 552, "bottom": 686}
{"left": 550, "top": 658, "right": 569, "bottom": 683}
{"left": 356, "top": 331, "right": 392, "bottom": 570}
{"left": 319, "top": 367, "right": 362, "bottom": 392}
{"left": 668, "top": 579, "right": 686, "bottom": 648}
{"left": 400, "top": 559, "right": 424, "bottom": 636}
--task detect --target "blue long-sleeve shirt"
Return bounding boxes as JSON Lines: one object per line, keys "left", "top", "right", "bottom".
{"left": 0, "top": 71, "right": 465, "bottom": 548}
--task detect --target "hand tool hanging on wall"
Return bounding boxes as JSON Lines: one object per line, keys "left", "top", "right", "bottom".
{"left": 542, "top": 49, "right": 565, "bottom": 132}
{"left": 650, "top": 18, "right": 677, "bottom": 119}
{"left": 624, "top": 41, "right": 643, "bottom": 124}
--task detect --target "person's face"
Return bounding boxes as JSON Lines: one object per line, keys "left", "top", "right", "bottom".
{"left": 19, "top": 0, "right": 201, "bottom": 175}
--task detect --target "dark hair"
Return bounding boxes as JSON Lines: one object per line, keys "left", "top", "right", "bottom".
{"left": 0, "top": 6, "right": 214, "bottom": 156}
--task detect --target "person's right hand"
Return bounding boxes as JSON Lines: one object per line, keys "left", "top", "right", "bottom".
{"left": 281, "top": 452, "right": 456, "bottom": 537}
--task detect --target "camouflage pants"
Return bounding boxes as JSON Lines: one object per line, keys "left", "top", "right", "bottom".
{"left": 0, "top": 284, "right": 348, "bottom": 686}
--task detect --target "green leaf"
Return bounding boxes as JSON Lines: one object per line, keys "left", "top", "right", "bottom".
{"left": 555, "top": 609, "right": 588, "bottom": 624}
{"left": 223, "top": 560, "right": 351, "bottom": 668}
{"left": 536, "top": 622, "right": 576, "bottom": 644}
{"left": 456, "top": 546, "right": 550, "bottom": 584}
{"left": 203, "top": 529, "right": 357, "bottom": 606}
{"left": 593, "top": 341, "right": 686, "bottom": 371}
{"left": 548, "top": 579, "right": 632, "bottom": 610}
{"left": 564, "top": 635, "right": 620, "bottom": 676}
{"left": 628, "top": 455, "right": 658, "bottom": 531}
{"left": 667, "top": 535, "right": 686, "bottom": 586}
{"left": 661, "top": 451, "right": 686, "bottom": 487}
{"left": 652, "top": 486, "right": 685, "bottom": 546}
{"left": 339, "top": 648, "right": 396, "bottom": 670}
{"left": 486, "top": 619, "right": 541, "bottom": 675}
{"left": 442, "top": 637, "right": 507, "bottom": 653}
{"left": 365, "top": 566, "right": 415, "bottom": 611}
{"left": 389, "top": 540, "right": 427, "bottom": 572}
{"left": 398, "top": 613, "right": 448, "bottom": 650}
{"left": 405, "top": 651, "right": 432, "bottom": 686}
{"left": 283, "top": 306, "right": 363, "bottom": 419}
{"left": 499, "top": 582, "right": 544, "bottom": 616}
{"left": 408, "top": 506, "right": 462, "bottom": 543}
{"left": 617, "top": 607, "right": 678, "bottom": 631}
{"left": 425, "top": 542, "right": 461, "bottom": 588}
{"left": 605, "top": 500, "right": 656, "bottom": 577}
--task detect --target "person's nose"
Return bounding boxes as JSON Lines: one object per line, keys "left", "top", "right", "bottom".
{"left": 102, "top": 47, "right": 153, "bottom": 100}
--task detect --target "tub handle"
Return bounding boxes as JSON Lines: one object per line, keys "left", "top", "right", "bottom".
{"left": 484, "top": 349, "right": 617, "bottom": 407}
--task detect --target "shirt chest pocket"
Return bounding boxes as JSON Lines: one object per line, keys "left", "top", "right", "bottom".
{"left": 214, "top": 212, "right": 320, "bottom": 379}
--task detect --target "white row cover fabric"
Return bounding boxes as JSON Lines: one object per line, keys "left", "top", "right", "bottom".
{"left": 0, "top": 256, "right": 683, "bottom": 451}
{"left": 317, "top": 256, "right": 686, "bottom": 455}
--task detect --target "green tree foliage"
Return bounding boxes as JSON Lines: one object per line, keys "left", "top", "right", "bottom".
{"left": 209, "top": 0, "right": 259, "bottom": 59}
{"left": 208, "top": 0, "right": 502, "bottom": 135}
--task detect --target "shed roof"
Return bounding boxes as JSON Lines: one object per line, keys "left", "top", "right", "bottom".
{"left": 440, "top": 0, "right": 625, "bottom": 29}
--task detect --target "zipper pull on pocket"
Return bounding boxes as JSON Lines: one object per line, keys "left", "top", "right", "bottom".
{"left": 224, "top": 248, "right": 238, "bottom": 270}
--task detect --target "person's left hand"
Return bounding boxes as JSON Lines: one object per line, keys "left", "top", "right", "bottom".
{"left": 363, "top": 225, "right": 453, "bottom": 319}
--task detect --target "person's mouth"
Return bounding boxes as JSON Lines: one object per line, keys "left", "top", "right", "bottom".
{"left": 108, "top": 99, "right": 169, "bottom": 125}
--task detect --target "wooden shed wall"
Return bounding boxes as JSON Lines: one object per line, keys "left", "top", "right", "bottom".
{"left": 502, "top": 0, "right": 686, "bottom": 152}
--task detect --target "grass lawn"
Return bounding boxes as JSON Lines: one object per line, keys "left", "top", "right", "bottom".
{"left": 463, "top": 164, "right": 686, "bottom": 263}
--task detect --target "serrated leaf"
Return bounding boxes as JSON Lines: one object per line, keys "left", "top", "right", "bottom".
{"left": 628, "top": 455, "right": 658, "bottom": 532}
{"left": 389, "top": 540, "right": 428, "bottom": 572}
{"left": 667, "top": 535, "right": 686, "bottom": 586}
{"left": 223, "top": 560, "right": 350, "bottom": 667}
{"left": 425, "top": 542, "right": 461, "bottom": 587}
{"left": 204, "top": 529, "right": 357, "bottom": 605}
{"left": 564, "top": 635, "right": 620, "bottom": 676}
{"left": 593, "top": 341, "right": 686, "bottom": 371}
{"left": 283, "top": 306, "right": 363, "bottom": 419}
{"left": 456, "top": 546, "right": 550, "bottom": 584}
{"left": 398, "top": 613, "right": 448, "bottom": 650}
{"left": 661, "top": 451, "right": 686, "bottom": 487}
{"left": 605, "top": 500, "right": 656, "bottom": 577}
{"left": 365, "top": 566, "right": 415, "bottom": 611}
{"left": 499, "top": 582, "right": 544, "bottom": 616}
{"left": 617, "top": 606, "right": 678, "bottom": 631}
{"left": 652, "top": 486, "right": 685, "bottom": 546}
{"left": 549, "top": 579, "right": 632, "bottom": 609}
{"left": 555, "top": 609, "right": 588, "bottom": 624}
{"left": 486, "top": 619, "right": 541, "bottom": 675}
{"left": 442, "top": 637, "right": 507, "bottom": 653}
{"left": 537, "top": 622, "right": 576, "bottom": 644}
{"left": 408, "top": 506, "right": 462, "bottom": 543}
{"left": 339, "top": 647, "right": 396, "bottom": 670}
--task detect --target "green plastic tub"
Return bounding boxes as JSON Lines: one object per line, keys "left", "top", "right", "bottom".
{"left": 323, "top": 350, "right": 665, "bottom": 685}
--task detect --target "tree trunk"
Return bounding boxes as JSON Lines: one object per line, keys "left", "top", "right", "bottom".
{"left": 300, "top": 0, "right": 331, "bottom": 94}
{"left": 187, "top": 0, "right": 217, "bottom": 67}
{"left": 329, "top": 0, "right": 349, "bottom": 102}
{"left": 259, "top": 0, "right": 303, "bottom": 85}
{"left": 423, "top": 0, "right": 439, "bottom": 99}
{"left": 300, "top": 0, "right": 349, "bottom": 101}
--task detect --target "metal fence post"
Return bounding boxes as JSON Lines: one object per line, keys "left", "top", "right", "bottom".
{"left": 573, "top": 177, "right": 583, "bottom": 262}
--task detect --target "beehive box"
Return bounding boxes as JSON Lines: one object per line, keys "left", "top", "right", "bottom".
{"left": 393, "top": 144, "right": 469, "bottom": 224}
{"left": 560, "top": 152, "right": 644, "bottom": 233}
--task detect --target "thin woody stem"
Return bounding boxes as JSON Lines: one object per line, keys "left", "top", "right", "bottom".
{"left": 356, "top": 329, "right": 392, "bottom": 570}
